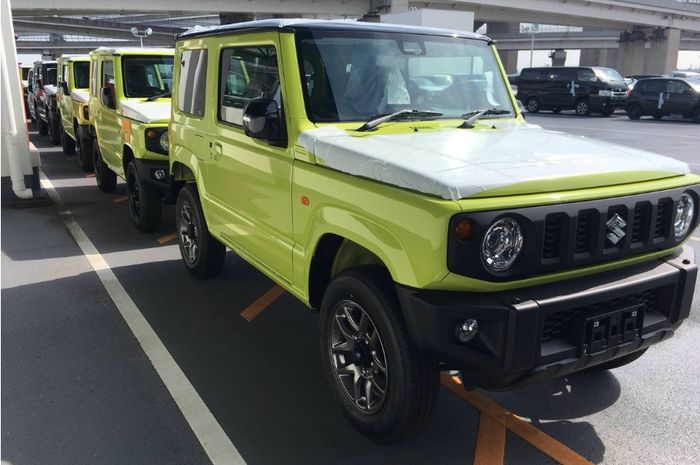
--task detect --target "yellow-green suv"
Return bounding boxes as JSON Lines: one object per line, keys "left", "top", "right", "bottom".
{"left": 88, "top": 47, "right": 174, "bottom": 231}
{"left": 170, "top": 19, "right": 699, "bottom": 442}
{"left": 56, "top": 55, "right": 91, "bottom": 164}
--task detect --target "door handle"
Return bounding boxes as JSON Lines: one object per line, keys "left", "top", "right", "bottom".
{"left": 211, "top": 142, "right": 223, "bottom": 161}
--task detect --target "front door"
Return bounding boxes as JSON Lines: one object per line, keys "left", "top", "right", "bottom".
{"left": 639, "top": 79, "right": 665, "bottom": 115}
{"left": 204, "top": 40, "right": 294, "bottom": 282}
{"left": 664, "top": 80, "right": 692, "bottom": 117}
{"left": 94, "top": 59, "right": 121, "bottom": 169}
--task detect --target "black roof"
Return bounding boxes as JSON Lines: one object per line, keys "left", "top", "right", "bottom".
{"left": 177, "top": 18, "right": 490, "bottom": 42}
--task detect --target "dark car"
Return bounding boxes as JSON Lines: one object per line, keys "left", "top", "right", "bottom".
{"left": 27, "top": 60, "right": 59, "bottom": 140}
{"left": 517, "top": 66, "right": 628, "bottom": 116}
{"left": 626, "top": 77, "right": 700, "bottom": 123}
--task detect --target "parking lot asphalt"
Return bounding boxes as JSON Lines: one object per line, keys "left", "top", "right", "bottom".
{"left": 2, "top": 116, "right": 700, "bottom": 465}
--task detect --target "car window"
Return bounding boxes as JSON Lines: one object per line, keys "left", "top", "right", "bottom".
{"left": 666, "top": 80, "right": 690, "bottom": 94}
{"left": 91, "top": 60, "right": 99, "bottom": 96}
{"left": 641, "top": 79, "right": 664, "bottom": 93}
{"left": 101, "top": 60, "right": 116, "bottom": 107}
{"left": 62, "top": 64, "right": 69, "bottom": 84}
{"left": 578, "top": 69, "right": 597, "bottom": 82}
{"left": 73, "top": 62, "right": 90, "bottom": 89}
{"left": 122, "top": 55, "right": 174, "bottom": 98}
{"left": 219, "top": 45, "right": 280, "bottom": 126}
{"left": 177, "top": 49, "right": 208, "bottom": 117}
{"left": 43, "top": 66, "right": 57, "bottom": 86}
{"left": 548, "top": 69, "right": 575, "bottom": 81}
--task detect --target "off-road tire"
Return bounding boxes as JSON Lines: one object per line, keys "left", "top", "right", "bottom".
{"left": 48, "top": 112, "right": 61, "bottom": 145}
{"left": 176, "top": 184, "right": 226, "bottom": 279}
{"left": 77, "top": 135, "right": 94, "bottom": 172}
{"left": 319, "top": 267, "right": 439, "bottom": 443}
{"left": 93, "top": 142, "right": 117, "bottom": 192}
{"left": 126, "top": 161, "right": 162, "bottom": 232}
{"left": 37, "top": 114, "right": 48, "bottom": 136}
{"left": 61, "top": 125, "right": 76, "bottom": 155}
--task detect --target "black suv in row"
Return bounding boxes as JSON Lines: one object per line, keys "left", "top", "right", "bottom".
{"left": 626, "top": 77, "right": 700, "bottom": 123}
{"left": 517, "top": 66, "right": 628, "bottom": 116}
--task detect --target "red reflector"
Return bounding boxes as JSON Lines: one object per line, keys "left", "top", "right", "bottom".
{"left": 146, "top": 130, "right": 157, "bottom": 139}
{"left": 455, "top": 220, "right": 473, "bottom": 241}
{"left": 300, "top": 196, "right": 310, "bottom": 206}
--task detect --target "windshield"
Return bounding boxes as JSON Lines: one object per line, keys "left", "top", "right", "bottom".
{"left": 296, "top": 30, "right": 513, "bottom": 122}
{"left": 21, "top": 67, "right": 30, "bottom": 80}
{"left": 73, "top": 62, "right": 90, "bottom": 89}
{"left": 122, "top": 55, "right": 174, "bottom": 98}
{"left": 43, "top": 65, "right": 57, "bottom": 85}
{"left": 594, "top": 67, "right": 624, "bottom": 83}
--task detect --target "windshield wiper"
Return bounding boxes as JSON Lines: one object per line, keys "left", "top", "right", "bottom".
{"left": 356, "top": 109, "right": 443, "bottom": 132}
{"left": 459, "top": 108, "right": 513, "bottom": 128}
{"left": 145, "top": 91, "right": 171, "bottom": 102}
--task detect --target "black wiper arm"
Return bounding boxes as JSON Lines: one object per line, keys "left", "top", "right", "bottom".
{"left": 145, "top": 91, "right": 171, "bottom": 102}
{"left": 356, "top": 109, "right": 443, "bottom": 132}
{"left": 459, "top": 108, "right": 512, "bottom": 128}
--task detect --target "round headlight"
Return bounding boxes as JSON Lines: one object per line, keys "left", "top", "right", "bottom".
{"left": 482, "top": 217, "right": 524, "bottom": 272}
{"left": 159, "top": 131, "right": 169, "bottom": 153}
{"left": 674, "top": 193, "right": 695, "bottom": 238}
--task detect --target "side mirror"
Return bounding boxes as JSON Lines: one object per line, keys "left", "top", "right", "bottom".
{"left": 101, "top": 87, "right": 115, "bottom": 109}
{"left": 242, "top": 98, "right": 285, "bottom": 144}
{"left": 517, "top": 100, "right": 527, "bottom": 116}
{"left": 61, "top": 81, "right": 69, "bottom": 95}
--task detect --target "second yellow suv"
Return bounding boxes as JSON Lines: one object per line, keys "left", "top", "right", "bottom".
{"left": 88, "top": 47, "right": 174, "bottom": 231}
{"left": 56, "top": 55, "right": 91, "bottom": 164}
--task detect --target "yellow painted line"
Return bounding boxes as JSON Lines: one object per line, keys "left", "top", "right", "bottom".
{"left": 441, "top": 373, "right": 594, "bottom": 465}
{"left": 113, "top": 196, "right": 128, "bottom": 204}
{"left": 158, "top": 232, "right": 177, "bottom": 244}
{"left": 473, "top": 413, "right": 505, "bottom": 465}
{"left": 240, "top": 285, "right": 285, "bottom": 322}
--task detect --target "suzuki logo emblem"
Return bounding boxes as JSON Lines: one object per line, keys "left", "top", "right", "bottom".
{"left": 606, "top": 213, "right": 627, "bottom": 245}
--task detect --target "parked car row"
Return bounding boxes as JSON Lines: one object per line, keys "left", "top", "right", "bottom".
{"left": 23, "top": 20, "right": 699, "bottom": 444}
{"left": 509, "top": 66, "right": 700, "bottom": 122}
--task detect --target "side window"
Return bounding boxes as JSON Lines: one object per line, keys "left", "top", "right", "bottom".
{"left": 91, "top": 61, "right": 99, "bottom": 97}
{"left": 667, "top": 80, "right": 690, "bottom": 94}
{"left": 644, "top": 80, "right": 664, "bottom": 93}
{"left": 101, "top": 61, "right": 116, "bottom": 108}
{"left": 177, "top": 49, "right": 208, "bottom": 117}
{"left": 219, "top": 45, "right": 280, "bottom": 126}
{"left": 578, "top": 69, "right": 597, "bottom": 82}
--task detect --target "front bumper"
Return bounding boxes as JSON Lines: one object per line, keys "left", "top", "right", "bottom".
{"left": 591, "top": 94, "right": 627, "bottom": 111}
{"left": 397, "top": 245, "right": 696, "bottom": 389}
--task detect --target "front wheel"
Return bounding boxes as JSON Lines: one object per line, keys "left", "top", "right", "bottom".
{"left": 176, "top": 184, "right": 226, "bottom": 278}
{"left": 77, "top": 135, "right": 94, "bottom": 172}
{"left": 48, "top": 112, "right": 61, "bottom": 145}
{"left": 320, "top": 267, "right": 439, "bottom": 443}
{"left": 60, "top": 124, "right": 76, "bottom": 154}
{"left": 93, "top": 142, "right": 116, "bottom": 192}
{"left": 126, "top": 161, "right": 162, "bottom": 232}
{"left": 575, "top": 99, "right": 591, "bottom": 116}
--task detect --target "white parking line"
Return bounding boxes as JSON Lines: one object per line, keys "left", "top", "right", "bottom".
{"left": 41, "top": 172, "right": 247, "bottom": 465}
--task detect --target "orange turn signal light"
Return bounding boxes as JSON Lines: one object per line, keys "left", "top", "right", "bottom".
{"left": 300, "top": 195, "right": 310, "bottom": 206}
{"left": 455, "top": 219, "right": 473, "bottom": 241}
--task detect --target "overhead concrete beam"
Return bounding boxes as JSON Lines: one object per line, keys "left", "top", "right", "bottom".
{"left": 11, "top": 0, "right": 371, "bottom": 17}
{"left": 15, "top": 40, "right": 173, "bottom": 53}
{"left": 14, "top": 16, "right": 185, "bottom": 37}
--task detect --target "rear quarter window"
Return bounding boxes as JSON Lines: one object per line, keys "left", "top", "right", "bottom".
{"left": 177, "top": 49, "right": 208, "bottom": 117}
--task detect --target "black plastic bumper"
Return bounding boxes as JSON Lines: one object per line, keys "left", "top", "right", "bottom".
{"left": 396, "top": 245, "right": 696, "bottom": 389}
{"left": 591, "top": 95, "right": 627, "bottom": 111}
{"left": 133, "top": 158, "right": 170, "bottom": 195}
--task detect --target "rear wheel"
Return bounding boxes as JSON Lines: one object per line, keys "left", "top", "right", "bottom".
{"left": 626, "top": 104, "right": 642, "bottom": 120}
{"left": 60, "top": 124, "right": 76, "bottom": 155}
{"left": 48, "top": 111, "right": 61, "bottom": 145}
{"left": 126, "top": 161, "right": 162, "bottom": 232}
{"left": 525, "top": 97, "right": 540, "bottom": 113}
{"left": 693, "top": 107, "right": 700, "bottom": 124}
{"left": 176, "top": 184, "right": 226, "bottom": 278}
{"left": 37, "top": 114, "right": 48, "bottom": 136}
{"left": 575, "top": 99, "right": 591, "bottom": 116}
{"left": 320, "top": 267, "right": 439, "bottom": 443}
{"left": 93, "top": 142, "right": 116, "bottom": 192}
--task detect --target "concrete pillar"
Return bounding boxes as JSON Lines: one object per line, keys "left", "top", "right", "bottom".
{"left": 498, "top": 50, "right": 518, "bottom": 74}
{"left": 615, "top": 27, "right": 680, "bottom": 75}
{"left": 580, "top": 48, "right": 618, "bottom": 68}
{"left": 550, "top": 49, "right": 567, "bottom": 66}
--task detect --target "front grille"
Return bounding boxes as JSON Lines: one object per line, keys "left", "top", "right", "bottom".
{"left": 541, "top": 288, "right": 661, "bottom": 344}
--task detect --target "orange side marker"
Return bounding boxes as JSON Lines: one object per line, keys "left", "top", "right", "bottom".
{"left": 157, "top": 232, "right": 177, "bottom": 244}
{"left": 441, "top": 373, "right": 594, "bottom": 465}
{"left": 240, "top": 285, "right": 285, "bottom": 322}
{"left": 473, "top": 413, "right": 505, "bottom": 465}
{"left": 113, "top": 196, "right": 128, "bottom": 204}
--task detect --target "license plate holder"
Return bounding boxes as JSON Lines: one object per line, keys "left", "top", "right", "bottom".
{"left": 575, "top": 304, "right": 644, "bottom": 356}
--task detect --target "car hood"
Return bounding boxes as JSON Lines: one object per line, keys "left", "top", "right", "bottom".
{"left": 119, "top": 100, "right": 171, "bottom": 124}
{"left": 297, "top": 123, "right": 690, "bottom": 200}
{"left": 71, "top": 89, "right": 89, "bottom": 103}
